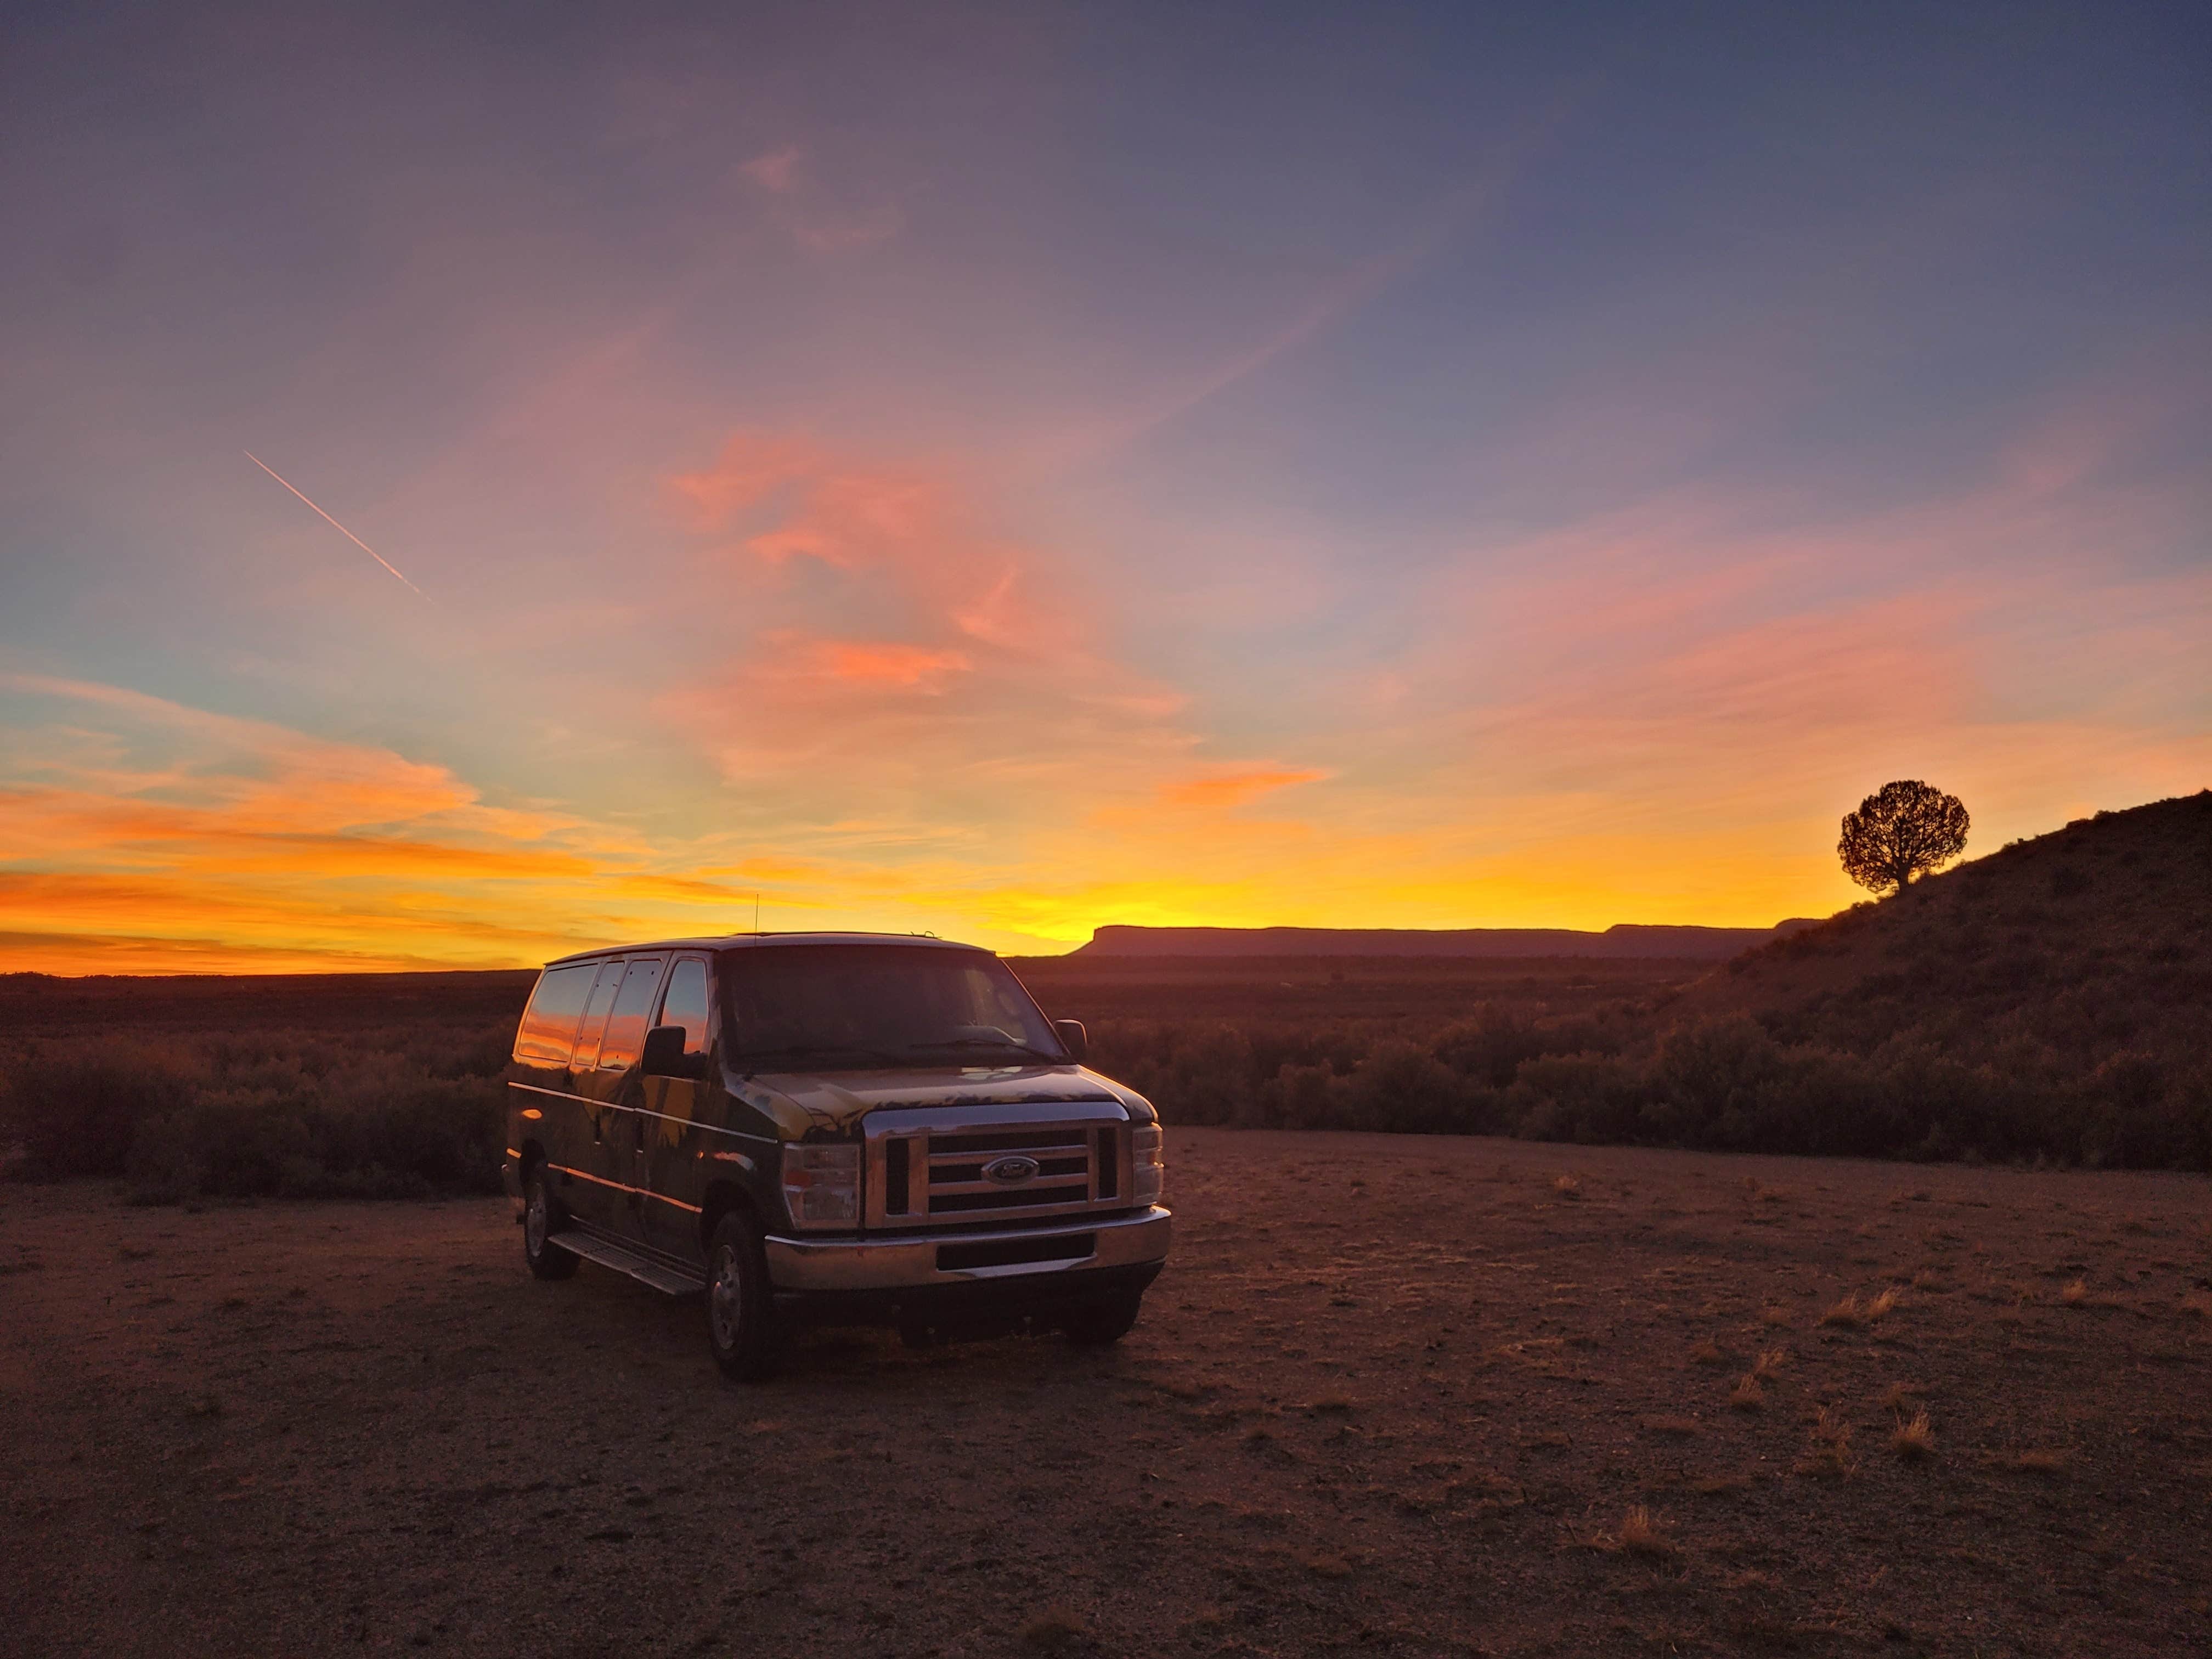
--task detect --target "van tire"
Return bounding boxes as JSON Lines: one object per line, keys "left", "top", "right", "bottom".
{"left": 706, "top": 1211, "right": 780, "bottom": 1382}
{"left": 1063, "top": 1291, "right": 1144, "bottom": 1347}
{"left": 522, "top": 1170, "right": 580, "bottom": 1280}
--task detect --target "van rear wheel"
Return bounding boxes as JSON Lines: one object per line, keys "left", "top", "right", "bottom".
{"left": 522, "top": 1171, "right": 579, "bottom": 1280}
{"left": 706, "top": 1211, "right": 781, "bottom": 1382}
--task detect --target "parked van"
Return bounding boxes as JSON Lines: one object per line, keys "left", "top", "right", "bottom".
{"left": 502, "top": 933, "right": 1170, "bottom": 1379}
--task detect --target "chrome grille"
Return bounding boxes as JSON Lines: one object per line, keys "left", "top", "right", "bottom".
{"left": 863, "top": 1101, "right": 1133, "bottom": 1229}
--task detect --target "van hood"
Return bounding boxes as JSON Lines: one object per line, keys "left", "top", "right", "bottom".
{"left": 725, "top": 1062, "right": 1135, "bottom": 1138}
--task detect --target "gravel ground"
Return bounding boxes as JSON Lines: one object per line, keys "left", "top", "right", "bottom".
{"left": 2, "top": 1130, "right": 2208, "bottom": 1657}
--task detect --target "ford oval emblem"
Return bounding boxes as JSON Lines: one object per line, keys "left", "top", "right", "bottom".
{"left": 984, "top": 1155, "right": 1041, "bottom": 1185}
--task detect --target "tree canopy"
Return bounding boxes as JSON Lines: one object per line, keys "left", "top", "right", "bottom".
{"left": 1838, "top": 780, "right": 1970, "bottom": 894}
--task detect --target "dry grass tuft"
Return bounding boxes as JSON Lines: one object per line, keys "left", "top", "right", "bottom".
{"left": 1018, "top": 1605, "right": 1090, "bottom": 1650}
{"left": 1728, "top": 1374, "right": 1764, "bottom": 1412}
{"left": 2179, "top": 1292, "right": 2211, "bottom": 1321}
{"left": 1820, "top": 1295, "right": 1864, "bottom": 1328}
{"left": 2008, "top": 1448, "right": 2068, "bottom": 1475}
{"left": 1552, "top": 1174, "right": 1583, "bottom": 1200}
{"left": 1910, "top": 1269, "right": 1945, "bottom": 1291}
{"left": 1304, "top": 1554, "right": 1354, "bottom": 1579}
{"left": 2060, "top": 1278, "right": 2088, "bottom": 1306}
{"left": 1865, "top": 1287, "right": 1901, "bottom": 1319}
{"left": 1759, "top": 1306, "right": 1793, "bottom": 1328}
{"left": 1892, "top": 1410, "right": 1936, "bottom": 1460}
{"left": 1795, "top": 1442, "right": 1856, "bottom": 1480}
{"left": 1752, "top": 1347, "right": 1788, "bottom": 1379}
{"left": 1617, "top": 1504, "right": 1679, "bottom": 1558}
{"left": 1793, "top": 1407, "right": 1857, "bottom": 1479}
{"left": 1690, "top": 1340, "right": 1730, "bottom": 1367}
{"left": 1876, "top": 1381, "right": 1925, "bottom": 1412}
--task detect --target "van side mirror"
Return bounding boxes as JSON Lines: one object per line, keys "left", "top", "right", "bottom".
{"left": 1053, "top": 1019, "right": 1087, "bottom": 1063}
{"left": 641, "top": 1025, "right": 695, "bottom": 1077}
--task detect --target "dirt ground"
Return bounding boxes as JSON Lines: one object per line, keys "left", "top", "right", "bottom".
{"left": 2, "top": 1131, "right": 2207, "bottom": 1658}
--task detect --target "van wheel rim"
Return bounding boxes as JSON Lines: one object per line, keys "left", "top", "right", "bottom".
{"left": 524, "top": 1186, "right": 548, "bottom": 1254}
{"left": 710, "top": 1246, "right": 743, "bottom": 1350}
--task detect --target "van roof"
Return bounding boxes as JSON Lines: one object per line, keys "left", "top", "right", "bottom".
{"left": 541, "top": 931, "right": 984, "bottom": 968}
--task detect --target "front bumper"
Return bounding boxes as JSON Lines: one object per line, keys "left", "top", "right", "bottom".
{"left": 764, "top": 1206, "right": 1171, "bottom": 1294}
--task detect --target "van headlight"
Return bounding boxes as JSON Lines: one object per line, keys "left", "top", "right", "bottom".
{"left": 1132, "top": 1124, "right": 1164, "bottom": 1206}
{"left": 781, "top": 1143, "right": 860, "bottom": 1228}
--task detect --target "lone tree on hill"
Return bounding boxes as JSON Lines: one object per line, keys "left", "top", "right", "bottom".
{"left": 1838, "top": 780, "right": 1970, "bottom": 894}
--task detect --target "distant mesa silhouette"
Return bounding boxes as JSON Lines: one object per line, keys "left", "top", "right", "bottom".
{"left": 1073, "top": 922, "right": 1818, "bottom": 962}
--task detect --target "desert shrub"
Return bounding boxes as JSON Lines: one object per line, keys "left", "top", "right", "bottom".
{"left": 1336, "top": 1039, "right": 1474, "bottom": 1135}
{"left": 2076, "top": 1052, "right": 2209, "bottom": 1169}
{"left": 8, "top": 1023, "right": 510, "bottom": 1203}
{"left": 3, "top": 1045, "right": 198, "bottom": 1179}
{"left": 1645, "top": 1016, "right": 1785, "bottom": 1143}
{"left": 1263, "top": 1060, "right": 1346, "bottom": 1130}
{"left": 1433, "top": 1006, "right": 1548, "bottom": 1088}
{"left": 1505, "top": 1053, "right": 1646, "bottom": 1144}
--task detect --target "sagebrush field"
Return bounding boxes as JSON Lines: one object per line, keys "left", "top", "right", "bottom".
{"left": 2, "top": 1132, "right": 2205, "bottom": 1655}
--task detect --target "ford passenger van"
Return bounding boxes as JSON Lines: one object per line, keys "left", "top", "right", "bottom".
{"left": 502, "top": 933, "right": 1170, "bottom": 1379}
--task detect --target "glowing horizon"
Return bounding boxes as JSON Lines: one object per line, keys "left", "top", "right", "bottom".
{"left": 2, "top": 10, "right": 2207, "bottom": 973}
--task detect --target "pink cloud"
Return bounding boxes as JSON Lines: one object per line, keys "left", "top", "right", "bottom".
{"left": 739, "top": 146, "right": 801, "bottom": 194}
{"left": 654, "top": 433, "right": 1201, "bottom": 842}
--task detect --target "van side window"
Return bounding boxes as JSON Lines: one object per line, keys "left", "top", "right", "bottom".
{"left": 568, "top": 960, "right": 627, "bottom": 1071}
{"left": 514, "top": 964, "right": 598, "bottom": 1064}
{"left": 659, "top": 958, "right": 711, "bottom": 1056}
{"left": 596, "top": 957, "right": 667, "bottom": 1071}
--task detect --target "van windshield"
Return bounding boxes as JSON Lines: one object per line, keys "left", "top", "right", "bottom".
{"left": 718, "top": 945, "right": 1069, "bottom": 1070}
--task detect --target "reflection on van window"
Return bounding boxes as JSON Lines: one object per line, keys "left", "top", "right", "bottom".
{"left": 569, "top": 961, "right": 626, "bottom": 1070}
{"left": 719, "top": 945, "right": 1064, "bottom": 1067}
{"left": 597, "top": 958, "right": 665, "bottom": 1071}
{"left": 660, "top": 958, "right": 710, "bottom": 1055}
{"left": 514, "top": 963, "right": 597, "bottom": 1065}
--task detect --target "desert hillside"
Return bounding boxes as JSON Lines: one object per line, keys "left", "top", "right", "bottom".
{"left": 1686, "top": 791, "right": 2212, "bottom": 1074}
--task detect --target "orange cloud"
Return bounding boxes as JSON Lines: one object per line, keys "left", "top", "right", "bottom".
{"left": 812, "top": 640, "right": 972, "bottom": 690}
{"left": 1158, "top": 768, "right": 1329, "bottom": 810}
{"left": 0, "top": 677, "right": 772, "bottom": 972}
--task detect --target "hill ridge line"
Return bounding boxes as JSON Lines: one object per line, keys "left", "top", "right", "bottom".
{"left": 1075, "top": 920, "right": 1819, "bottom": 962}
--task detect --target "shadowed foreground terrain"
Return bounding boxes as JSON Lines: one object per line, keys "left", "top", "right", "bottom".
{"left": 3, "top": 1132, "right": 2207, "bottom": 1657}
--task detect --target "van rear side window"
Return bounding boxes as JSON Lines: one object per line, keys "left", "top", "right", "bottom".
{"left": 514, "top": 963, "right": 599, "bottom": 1064}
{"left": 596, "top": 958, "right": 667, "bottom": 1071}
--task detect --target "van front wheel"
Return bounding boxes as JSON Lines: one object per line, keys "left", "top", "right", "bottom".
{"left": 706, "top": 1211, "right": 780, "bottom": 1382}
{"left": 1063, "top": 1291, "right": 1144, "bottom": 1347}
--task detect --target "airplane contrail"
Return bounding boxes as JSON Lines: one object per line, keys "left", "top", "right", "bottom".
{"left": 244, "top": 451, "right": 430, "bottom": 599}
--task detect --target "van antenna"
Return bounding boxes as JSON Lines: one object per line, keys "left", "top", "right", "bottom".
{"left": 753, "top": 891, "right": 761, "bottom": 933}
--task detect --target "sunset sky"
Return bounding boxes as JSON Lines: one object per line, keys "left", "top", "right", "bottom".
{"left": 3, "top": 4, "right": 2208, "bottom": 972}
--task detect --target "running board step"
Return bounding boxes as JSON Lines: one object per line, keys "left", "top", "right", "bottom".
{"left": 549, "top": 1229, "right": 704, "bottom": 1296}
